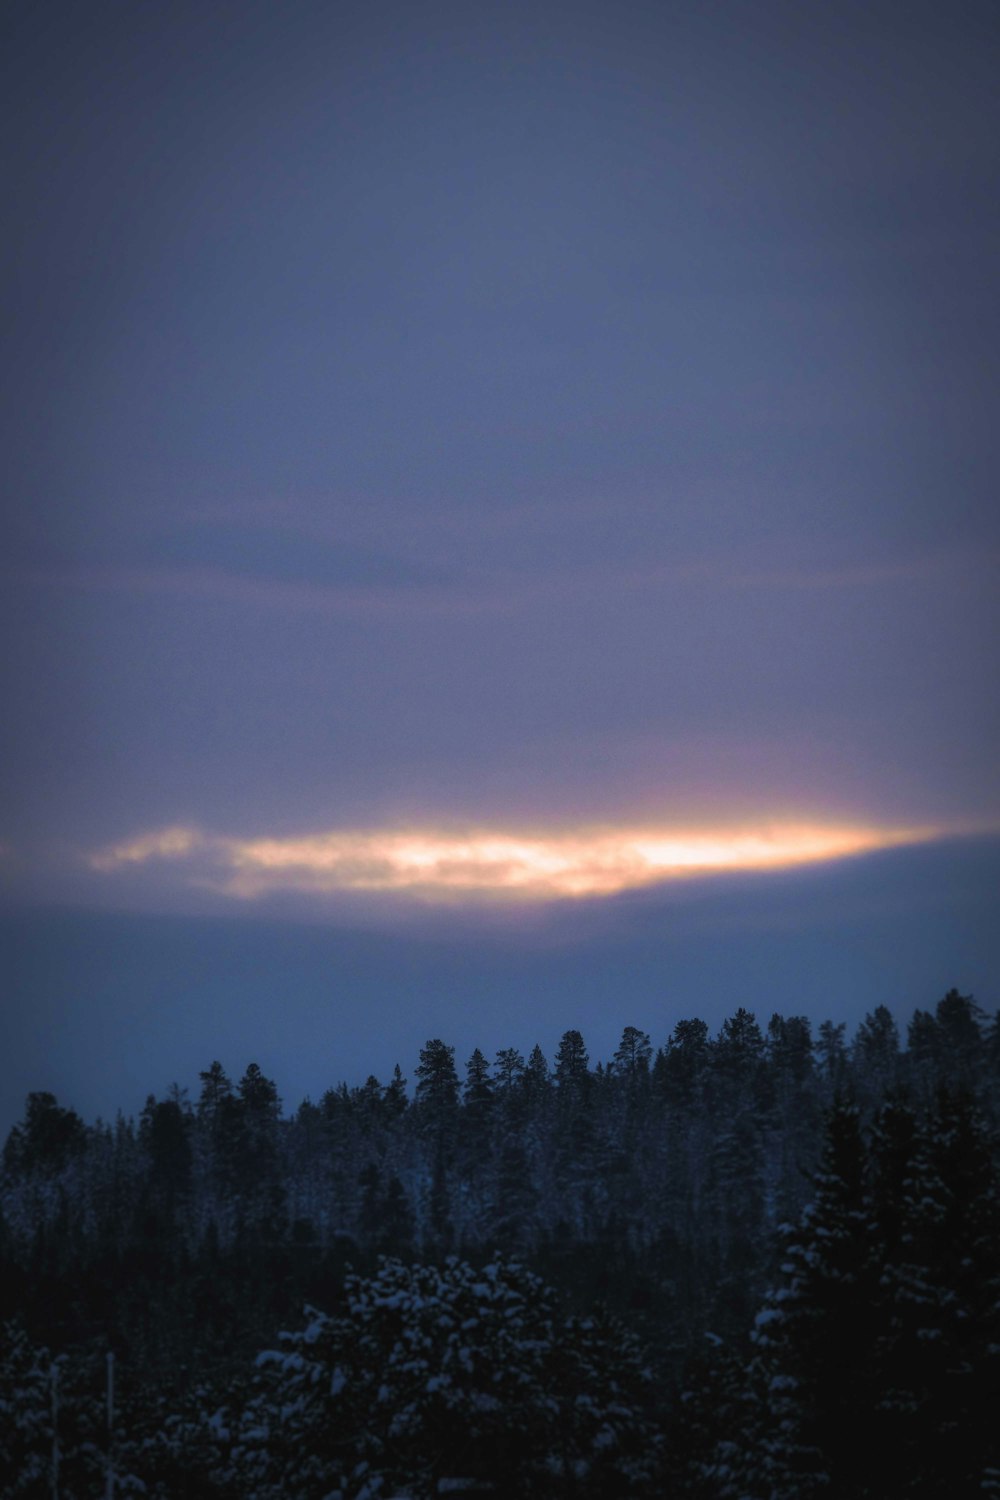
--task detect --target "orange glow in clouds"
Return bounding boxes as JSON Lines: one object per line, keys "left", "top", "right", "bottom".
{"left": 87, "top": 820, "right": 939, "bottom": 902}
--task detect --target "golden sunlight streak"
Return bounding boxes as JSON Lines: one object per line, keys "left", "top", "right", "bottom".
{"left": 86, "top": 820, "right": 942, "bottom": 901}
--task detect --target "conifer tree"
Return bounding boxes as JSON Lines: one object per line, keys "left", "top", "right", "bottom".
{"left": 379, "top": 1173, "right": 415, "bottom": 1257}
{"left": 876, "top": 1090, "right": 1000, "bottom": 1490}
{"left": 523, "top": 1043, "right": 551, "bottom": 1099}
{"left": 415, "top": 1040, "right": 459, "bottom": 1120}
{"left": 613, "top": 1026, "right": 653, "bottom": 1079}
{"left": 463, "top": 1047, "right": 494, "bottom": 1112}
{"left": 415, "top": 1042, "right": 460, "bottom": 1251}
{"left": 715, "top": 1008, "right": 765, "bottom": 1100}
{"left": 235, "top": 1256, "right": 660, "bottom": 1499}
{"left": 383, "top": 1062, "right": 408, "bottom": 1117}
{"left": 661, "top": 1018, "right": 710, "bottom": 1111}
{"left": 906, "top": 1008, "right": 941, "bottom": 1100}
{"left": 853, "top": 1004, "right": 900, "bottom": 1103}
{"left": 815, "top": 1019, "right": 847, "bottom": 1095}
{"left": 494, "top": 1046, "right": 526, "bottom": 1090}
{"left": 9, "top": 1093, "right": 87, "bottom": 1175}
{"left": 233, "top": 1063, "right": 283, "bottom": 1237}
{"left": 141, "top": 1096, "right": 192, "bottom": 1219}
{"left": 555, "top": 1029, "right": 590, "bottom": 1093}
{"left": 935, "top": 988, "right": 985, "bottom": 1087}
{"left": 196, "top": 1061, "right": 234, "bottom": 1126}
{"left": 743, "top": 1101, "right": 876, "bottom": 1499}
{"left": 0, "top": 1322, "right": 53, "bottom": 1492}
{"left": 237, "top": 1062, "right": 281, "bottom": 1123}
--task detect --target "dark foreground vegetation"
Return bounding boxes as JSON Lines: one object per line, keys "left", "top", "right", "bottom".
{"left": 2, "top": 989, "right": 999, "bottom": 1496}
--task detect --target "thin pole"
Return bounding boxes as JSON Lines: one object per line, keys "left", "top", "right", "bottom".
{"left": 105, "top": 1351, "right": 115, "bottom": 1499}
{"left": 50, "top": 1362, "right": 59, "bottom": 1500}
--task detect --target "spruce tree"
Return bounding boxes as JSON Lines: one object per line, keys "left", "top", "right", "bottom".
{"left": 744, "top": 1102, "right": 877, "bottom": 1499}
{"left": 415, "top": 1040, "right": 459, "bottom": 1121}
{"left": 876, "top": 1090, "right": 1000, "bottom": 1492}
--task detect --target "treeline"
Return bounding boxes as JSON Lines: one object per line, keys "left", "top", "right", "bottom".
{"left": 1, "top": 989, "right": 998, "bottom": 1495}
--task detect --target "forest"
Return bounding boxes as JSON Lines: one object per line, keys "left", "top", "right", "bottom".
{"left": 2, "top": 988, "right": 998, "bottom": 1497}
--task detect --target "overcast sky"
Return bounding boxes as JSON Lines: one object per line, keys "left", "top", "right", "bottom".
{"left": 1, "top": 0, "right": 998, "bottom": 1104}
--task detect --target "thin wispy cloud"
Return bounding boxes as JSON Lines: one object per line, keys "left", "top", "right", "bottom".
{"left": 18, "top": 563, "right": 495, "bottom": 619}
{"left": 16, "top": 541, "right": 987, "bottom": 622}
{"left": 88, "top": 825, "right": 205, "bottom": 870}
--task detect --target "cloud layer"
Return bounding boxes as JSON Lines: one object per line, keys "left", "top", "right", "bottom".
{"left": 86, "top": 818, "right": 942, "bottom": 904}
{"left": 3, "top": 0, "right": 997, "bottom": 914}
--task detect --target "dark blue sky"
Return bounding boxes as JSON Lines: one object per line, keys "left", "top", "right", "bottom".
{"left": 1, "top": 1, "right": 998, "bottom": 1118}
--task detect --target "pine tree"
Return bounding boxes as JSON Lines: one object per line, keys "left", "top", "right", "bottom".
{"left": 816, "top": 1019, "right": 848, "bottom": 1096}
{"left": 383, "top": 1062, "right": 408, "bottom": 1117}
{"left": 906, "top": 1008, "right": 942, "bottom": 1100}
{"left": 379, "top": 1173, "right": 415, "bottom": 1258}
{"left": 493, "top": 1142, "right": 540, "bottom": 1251}
{"left": 7, "top": 1093, "right": 87, "bottom": 1176}
{"left": 765, "top": 1015, "right": 819, "bottom": 1220}
{"left": 233, "top": 1063, "right": 283, "bottom": 1238}
{"left": 743, "top": 1101, "right": 877, "bottom": 1499}
{"left": 523, "top": 1043, "right": 551, "bottom": 1099}
{"left": 705, "top": 1011, "right": 768, "bottom": 1325}
{"left": 715, "top": 1009, "right": 765, "bottom": 1101}
{"left": 555, "top": 1029, "right": 590, "bottom": 1094}
{"left": 234, "top": 1256, "right": 660, "bottom": 1499}
{"left": 613, "top": 1026, "right": 653, "bottom": 1080}
{"left": 415, "top": 1039, "right": 459, "bottom": 1121}
{"left": 237, "top": 1062, "right": 280, "bottom": 1123}
{"left": 876, "top": 1090, "right": 1000, "bottom": 1491}
{"left": 463, "top": 1047, "right": 494, "bottom": 1113}
{"left": 141, "top": 1096, "right": 192, "bottom": 1224}
{"left": 660, "top": 1018, "right": 710, "bottom": 1111}
{"left": 935, "top": 988, "right": 986, "bottom": 1087}
{"left": 0, "top": 1322, "right": 53, "bottom": 1494}
{"left": 196, "top": 1061, "right": 234, "bottom": 1126}
{"left": 494, "top": 1046, "right": 526, "bottom": 1091}
{"left": 853, "top": 1004, "right": 900, "bottom": 1104}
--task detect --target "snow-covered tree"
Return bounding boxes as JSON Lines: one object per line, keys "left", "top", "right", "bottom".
{"left": 229, "top": 1255, "right": 660, "bottom": 1498}
{"left": 736, "top": 1102, "right": 876, "bottom": 1499}
{"left": 0, "top": 1323, "right": 52, "bottom": 1495}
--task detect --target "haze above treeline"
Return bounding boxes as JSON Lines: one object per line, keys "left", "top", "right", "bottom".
{"left": 3, "top": 836, "right": 998, "bottom": 1138}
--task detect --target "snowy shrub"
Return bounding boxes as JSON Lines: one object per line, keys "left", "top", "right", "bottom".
{"left": 0, "top": 1323, "right": 52, "bottom": 1495}
{"left": 0, "top": 1327, "right": 115, "bottom": 1499}
{"left": 223, "top": 1255, "right": 659, "bottom": 1498}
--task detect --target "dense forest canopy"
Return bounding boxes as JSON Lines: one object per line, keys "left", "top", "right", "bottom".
{"left": 2, "top": 988, "right": 998, "bottom": 1496}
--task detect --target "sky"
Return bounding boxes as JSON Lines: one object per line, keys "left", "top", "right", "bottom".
{"left": 1, "top": 0, "right": 998, "bottom": 1124}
